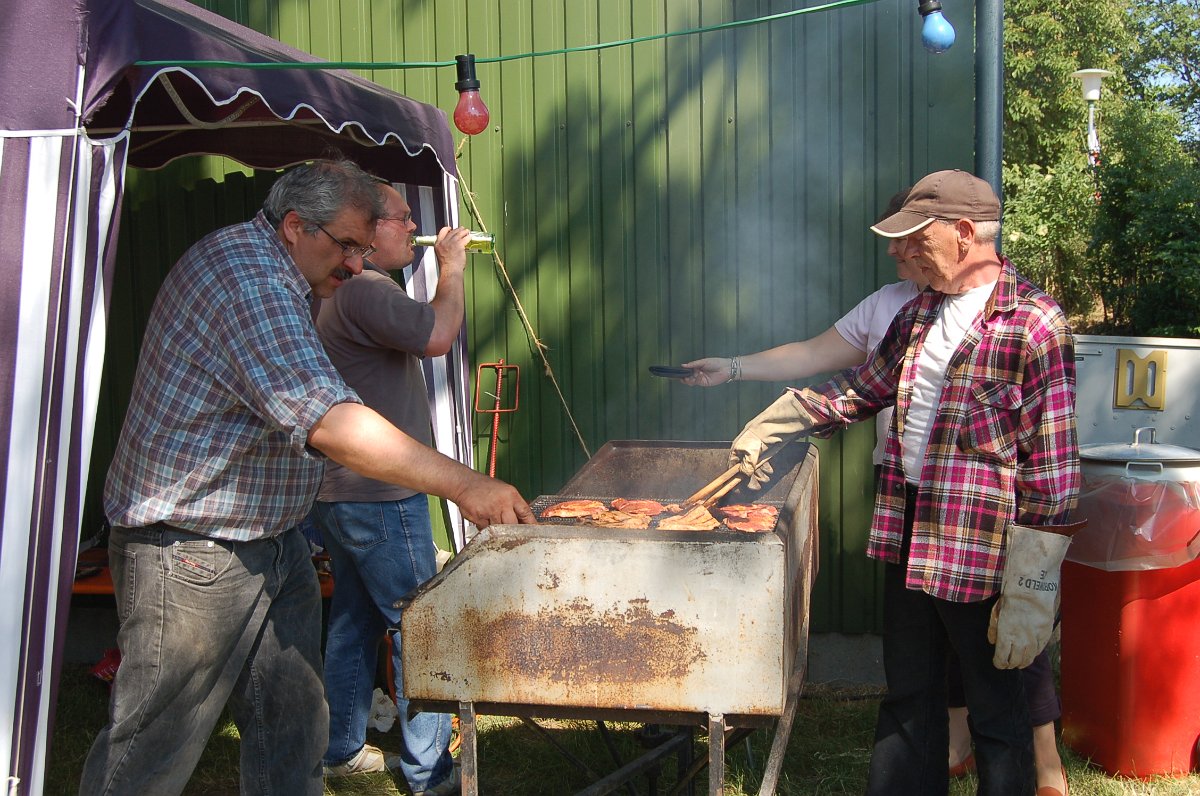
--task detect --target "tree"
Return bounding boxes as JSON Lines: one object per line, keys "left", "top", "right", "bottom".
{"left": 1089, "top": 101, "right": 1200, "bottom": 335}
{"left": 1003, "top": 0, "right": 1133, "bottom": 168}
{"left": 1125, "top": 0, "right": 1200, "bottom": 144}
{"left": 1000, "top": 0, "right": 1131, "bottom": 326}
{"left": 999, "top": 0, "right": 1200, "bottom": 337}
{"left": 1002, "top": 156, "right": 1098, "bottom": 322}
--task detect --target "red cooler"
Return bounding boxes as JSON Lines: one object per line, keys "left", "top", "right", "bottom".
{"left": 1061, "top": 428, "right": 1200, "bottom": 778}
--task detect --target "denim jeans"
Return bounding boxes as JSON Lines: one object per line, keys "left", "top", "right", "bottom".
{"left": 79, "top": 524, "right": 327, "bottom": 796}
{"left": 865, "top": 491, "right": 1034, "bottom": 796}
{"left": 312, "top": 496, "right": 454, "bottom": 792}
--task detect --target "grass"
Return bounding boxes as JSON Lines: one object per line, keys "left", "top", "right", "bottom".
{"left": 50, "top": 668, "right": 1200, "bottom": 795}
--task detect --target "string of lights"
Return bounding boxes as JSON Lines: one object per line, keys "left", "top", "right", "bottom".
{"left": 134, "top": 0, "right": 953, "bottom": 135}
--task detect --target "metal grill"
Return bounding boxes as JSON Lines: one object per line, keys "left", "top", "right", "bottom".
{"left": 400, "top": 440, "right": 820, "bottom": 796}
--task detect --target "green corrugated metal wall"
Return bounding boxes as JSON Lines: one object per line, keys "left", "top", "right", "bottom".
{"left": 90, "top": 0, "right": 977, "bottom": 634}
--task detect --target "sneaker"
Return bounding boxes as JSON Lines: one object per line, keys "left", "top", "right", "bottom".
{"left": 324, "top": 744, "right": 390, "bottom": 777}
{"left": 413, "top": 766, "right": 461, "bottom": 796}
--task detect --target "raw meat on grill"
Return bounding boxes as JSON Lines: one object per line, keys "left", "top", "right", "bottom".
{"left": 717, "top": 504, "right": 779, "bottom": 532}
{"left": 610, "top": 498, "right": 667, "bottom": 516}
{"left": 718, "top": 504, "right": 779, "bottom": 521}
{"left": 540, "top": 499, "right": 607, "bottom": 519}
{"left": 656, "top": 504, "right": 721, "bottom": 531}
{"left": 589, "top": 509, "right": 653, "bottom": 529}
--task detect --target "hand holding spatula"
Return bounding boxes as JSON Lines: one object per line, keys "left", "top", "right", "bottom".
{"left": 729, "top": 390, "right": 811, "bottom": 489}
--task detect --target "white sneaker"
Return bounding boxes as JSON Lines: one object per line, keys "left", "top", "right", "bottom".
{"left": 323, "top": 743, "right": 390, "bottom": 777}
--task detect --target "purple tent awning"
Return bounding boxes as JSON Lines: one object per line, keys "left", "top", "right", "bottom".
{"left": 2, "top": 2, "right": 466, "bottom": 791}
{"left": 86, "top": 0, "right": 457, "bottom": 182}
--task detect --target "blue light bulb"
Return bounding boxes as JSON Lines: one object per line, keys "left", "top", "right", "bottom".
{"left": 921, "top": 10, "right": 956, "bottom": 53}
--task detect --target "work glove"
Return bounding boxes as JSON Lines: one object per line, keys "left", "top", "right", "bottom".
{"left": 988, "top": 522, "right": 1084, "bottom": 669}
{"left": 729, "top": 391, "right": 810, "bottom": 490}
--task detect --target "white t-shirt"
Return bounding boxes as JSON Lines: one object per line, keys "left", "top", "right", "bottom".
{"left": 902, "top": 280, "right": 997, "bottom": 482}
{"left": 834, "top": 281, "right": 922, "bottom": 464}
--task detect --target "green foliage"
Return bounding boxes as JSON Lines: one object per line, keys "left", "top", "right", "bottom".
{"left": 1126, "top": 0, "right": 1200, "bottom": 142}
{"left": 1001, "top": 157, "right": 1099, "bottom": 321}
{"left": 1002, "top": 0, "right": 1200, "bottom": 336}
{"left": 1090, "top": 101, "right": 1200, "bottom": 335}
{"left": 1003, "top": 0, "right": 1132, "bottom": 167}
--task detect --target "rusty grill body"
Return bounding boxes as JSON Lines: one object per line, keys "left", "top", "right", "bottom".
{"left": 401, "top": 440, "right": 819, "bottom": 723}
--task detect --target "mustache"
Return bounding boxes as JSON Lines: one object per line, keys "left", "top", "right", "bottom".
{"left": 333, "top": 266, "right": 354, "bottom": 281}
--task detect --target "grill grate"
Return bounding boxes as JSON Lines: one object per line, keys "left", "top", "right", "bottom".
{"left": 530, "top": 494, "right": 783, "bottom": 533}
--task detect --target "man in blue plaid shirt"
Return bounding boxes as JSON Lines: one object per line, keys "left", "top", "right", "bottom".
{"left": 83, "top": 159, "right": 535, "bottom": 796}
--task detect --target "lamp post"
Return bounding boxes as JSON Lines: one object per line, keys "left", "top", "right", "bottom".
{"left": 1071, "top": 69, "right": 1112, "bottom": 168}
{"left": 1072, "top": 68, "right": 1112, "bottom": 203}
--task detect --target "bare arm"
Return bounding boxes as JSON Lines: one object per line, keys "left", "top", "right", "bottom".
{"left": 309, "top": 402, "right": 535, "bottom": 528}
{"left": 682, "top": 326, "right": 866, "bottom": 387}
{"left": 424, "top": 227, "right": 469, "bottom": 356}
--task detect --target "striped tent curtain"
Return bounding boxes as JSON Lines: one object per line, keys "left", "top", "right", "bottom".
{"left": 0, "top": 131, "right": 127, "bottom": 794}
{"left": 398, "top": 176, "right": 475, "bottom": 552}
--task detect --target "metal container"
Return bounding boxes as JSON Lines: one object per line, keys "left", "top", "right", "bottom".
{"left": 1079, "top": 426, "right": 1200, "bottom": 482}
{"left": 401, "top": 440, "right": 818, "bottom": 721}
{"left": 1073, "top": 334, "right": 1200, "bottom": 447}
{"left": 1069, "top": 427, "right": 1200, "bottom": 571}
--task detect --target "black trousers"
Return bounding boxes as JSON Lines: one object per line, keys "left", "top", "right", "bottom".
{"left": 865, "top": 486, "right": 1034, "bottom": 796}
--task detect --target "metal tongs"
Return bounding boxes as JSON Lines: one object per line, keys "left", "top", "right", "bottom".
{"left": 681, "top": 463, "right": 745, "bottom": 510}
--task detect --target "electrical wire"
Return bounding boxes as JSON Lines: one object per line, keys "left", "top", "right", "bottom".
{"left": 134, "top": 0, "right": 882, "bottom": 71}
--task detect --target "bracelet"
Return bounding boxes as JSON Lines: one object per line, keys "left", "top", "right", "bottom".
{"left": 729, "top": 356, "right": 741, "bottom": 382}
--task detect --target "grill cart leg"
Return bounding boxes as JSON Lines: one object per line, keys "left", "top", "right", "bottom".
{"left": 677, "top": 726, "right": 696, "bottom": 796}
{"left": 708, "top": 713, "right": 726, "bottom": 796}
{"left": 459, "top": 701, "right": 478, "bottom": 796}
{"left": 757, "top": 647, "right": 808, "bottom": 795}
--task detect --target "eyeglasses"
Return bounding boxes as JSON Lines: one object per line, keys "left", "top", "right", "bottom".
{"left": 378, "top": 213, "right": 412, "bottom": 225}
{"left": 314, "top": 224, "right": 376, "bottom": 259}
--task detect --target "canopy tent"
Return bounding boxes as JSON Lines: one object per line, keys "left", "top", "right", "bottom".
{"left": 0, "top": 1, "right": 473, "bottom": 790}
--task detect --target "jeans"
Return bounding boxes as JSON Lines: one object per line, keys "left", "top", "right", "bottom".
{"left": 865, "top": 490, "right": 1034, "bottom": 796}
{"left": 948, "top": 647, "right": 1061, "bottom": 725}
{"left": 312, "top": 496, "right": 454, "bottom": 792}
{"left": 80, "top": 524, "right": 327, "bottom": 796}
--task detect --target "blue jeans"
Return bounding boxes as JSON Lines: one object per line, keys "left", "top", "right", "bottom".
{"left": 80, "top": 524, "right": 327, "bottom": 796}
{"left": 312, "top": 497, "right": 454, "bottom": 792}
{"left": 865, "top": 490, "right": 1034, "bottom": 796}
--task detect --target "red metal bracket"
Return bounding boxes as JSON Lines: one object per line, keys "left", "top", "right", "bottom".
{"left": 474, "top": 360, "right": 520, "bottom": 477}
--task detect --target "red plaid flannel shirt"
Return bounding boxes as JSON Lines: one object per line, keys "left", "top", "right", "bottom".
{"left": 787, "top": 258, "right": 1079, "bottom": 602}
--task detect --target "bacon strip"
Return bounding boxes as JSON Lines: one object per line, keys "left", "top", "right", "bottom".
{"left": 656, "top": 504, "right": 720, "bottom": 531}
{"left": 541, "top": 499, "right": 607, "bottom": 519}
{"left": 589, "top": 509, "right": 652, "bottom": 529}
{"left": 611, "top": 498, "right": 667, "bottom": 516}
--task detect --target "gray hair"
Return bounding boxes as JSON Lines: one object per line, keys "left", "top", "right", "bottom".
{"left": 937, "top": 218, "right": 1001, "bottom": 245}
{"left": 263, "top": 159, "right": 384, "bottom": 230}
{"left": 973, "top": 220, "right": 1000, "bottom": 244}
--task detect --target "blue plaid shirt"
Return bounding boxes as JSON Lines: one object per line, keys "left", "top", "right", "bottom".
{"left": 104, "top": 211, "right": 360, "bottom": 540}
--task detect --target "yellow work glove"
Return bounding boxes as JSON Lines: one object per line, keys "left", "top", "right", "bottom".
{"left": 729, "top": 391, "right": 809, "bottom": 490}
{"left": 987, "top": 523, "right": 1080, "bottom": 669}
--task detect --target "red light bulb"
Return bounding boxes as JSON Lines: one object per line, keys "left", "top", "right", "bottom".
{"left": 453, "top": 54, "right": 490, "bottom": 136}
{"left": 454, "top": 89, "right": 490, "bottom": 135}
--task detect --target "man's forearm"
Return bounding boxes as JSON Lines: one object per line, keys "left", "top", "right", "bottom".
{"left": 309, "top": 401, "right": 477, "bottom": 503}
{"left": 425, "top": 273, "right": 467, "bottom": 356}
{"left": 741, "top": 329, "right": 864, "bottom": 382}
